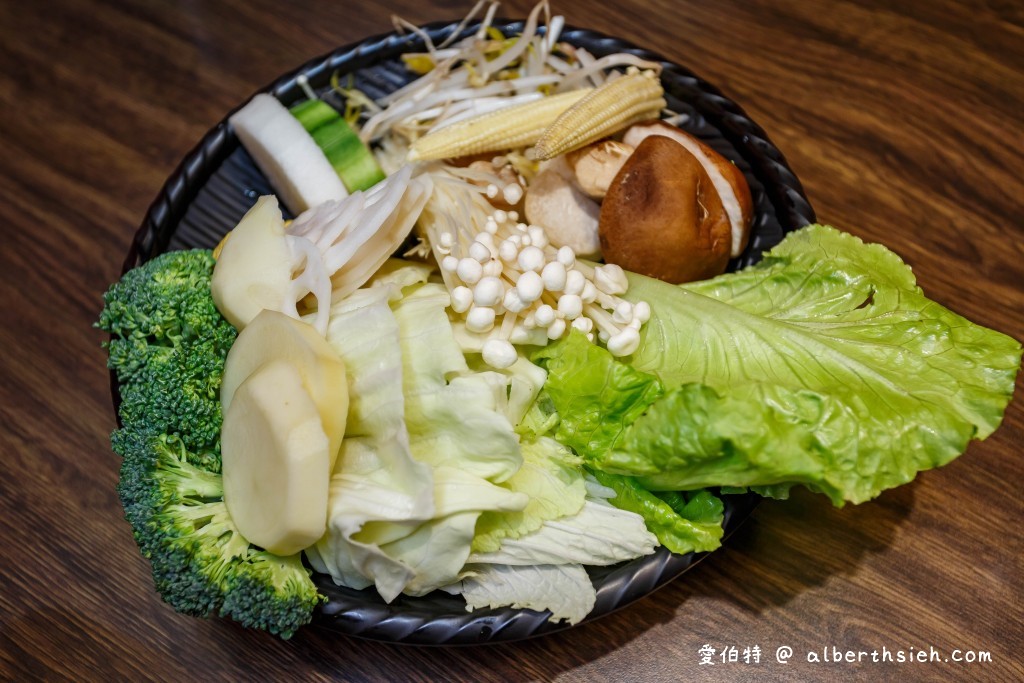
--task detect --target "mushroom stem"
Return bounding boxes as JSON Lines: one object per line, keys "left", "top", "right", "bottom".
{"left": 583, "top": 303, "right": 621, "bottom": 337}
{"left": 498, "top": 308, "right": 519, "bottom": 339}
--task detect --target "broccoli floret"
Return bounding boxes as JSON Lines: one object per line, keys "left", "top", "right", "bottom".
{"left": 221, "top": 551, "right": 325, "bottom": 638}
{"left": 98, "top": 249, "right": 237, "bottom": 467}
{"left": 113, "top": 343, "right": 226, "bottom": 468}
{"left": 99, "top": 251, "right": 322, "bottom": 638}
{"left": 98, "top": 249, "right": 228, "bottom": 360}
{"left": 119, "top": 433, "right": 321, "bottom": 638}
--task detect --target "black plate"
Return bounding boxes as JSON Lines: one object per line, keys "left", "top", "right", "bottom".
{"left": 117, "top": 19, "right": 815, "bottom": 644}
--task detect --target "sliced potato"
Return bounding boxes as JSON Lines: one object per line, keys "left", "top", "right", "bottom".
{"left": 222, "top": 359, "right": 331, "bottom": 556}
{"left": 210, "top": 195, "right": 292, "bottom": 330}
{"left": 221, "top": 309, "right": 348, "bottom": 467}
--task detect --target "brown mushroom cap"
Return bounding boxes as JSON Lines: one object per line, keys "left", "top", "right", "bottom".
{"left": 623, "top": 121, "right": 753, "bottom": 257}
{"left": 599, "top": 135, "right": 732, "bottom": 283}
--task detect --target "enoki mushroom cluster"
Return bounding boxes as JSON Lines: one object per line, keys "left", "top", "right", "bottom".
{"left": 433, "top": 205, "right": 649, "bottom": 368}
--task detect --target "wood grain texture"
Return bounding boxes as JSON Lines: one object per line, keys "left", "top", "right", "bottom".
{"left": 1, "top": 0, "right": 1021, "bottom": 680}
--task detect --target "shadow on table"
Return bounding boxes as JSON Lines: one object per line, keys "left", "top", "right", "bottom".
{"left": 689, "top": 482, "right": 916, "bottom": 612}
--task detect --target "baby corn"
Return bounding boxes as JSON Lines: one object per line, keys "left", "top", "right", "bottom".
{"left": 408, "top": 88, "right": 592, "bottom": 161}
{"left": 533, "top": 71, "right": 666, "bottom": 160}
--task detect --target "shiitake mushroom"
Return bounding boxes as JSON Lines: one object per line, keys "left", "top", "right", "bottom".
{"left": 599, "top": 127, "right": 753, "bottom": 283}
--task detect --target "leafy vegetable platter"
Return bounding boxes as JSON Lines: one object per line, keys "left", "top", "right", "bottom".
{"left": 114, "top": 18, "right": 816, "bottom": 644}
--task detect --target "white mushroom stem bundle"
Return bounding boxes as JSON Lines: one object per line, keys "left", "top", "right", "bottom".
{"left": 289, "top": 165, "right": 433, "bottom": 310}
{"left": 212, "top": 166, "right": 431, "bottom": 337}
{"left": 419, "top": 167, "right": 648, "bottom": 368}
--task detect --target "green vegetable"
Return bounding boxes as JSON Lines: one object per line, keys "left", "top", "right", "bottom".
{"left": 527, "top": 335, "right": 724, "bottom": 552}
{"left": 98, "top": 250, "right": 321, "bottom": 638}
{"left": 587, "top": 471, "right": 724, "bottom": 554}
{"left": 468, "top": 485, "right": 659, "bottom": 566}
{"left": 536, "top": 225, "right": 1022, "bottom": 505}
{"left": 471, "top": 437, "right": 586, "bottom": 554}
{"left": 290, "top": 99, "right": 386, "bottom": 192}
{"left": 99, "top": 250, "right": 237, "bottom": 468}
{"left": 117, "top": 433, "right": 321, "bottom": 638}
{"left": 532, "top": 333, "right": 663, "bottom": 457}
{"left": 396, "top": 284, "right": 524, "bottom": 483}
{"left": 311, "top": 280, "right": 529, "bottom": 601}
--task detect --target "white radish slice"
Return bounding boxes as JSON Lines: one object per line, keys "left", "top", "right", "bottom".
{"left": 220, "top": 309, "right": 348, "bottom": 468}
{"left": 222, "top": 359, "right": 331, "bottom": 556}
{"left": 624, "top": 122, "right": 751, "bottom": 257}
{"left": 229, "top": 93, "right": 348, "bottom": 214}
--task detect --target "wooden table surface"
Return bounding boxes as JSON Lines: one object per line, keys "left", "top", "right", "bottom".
{"left": 2, "top": 0, "right": 1021, "bottom": 681}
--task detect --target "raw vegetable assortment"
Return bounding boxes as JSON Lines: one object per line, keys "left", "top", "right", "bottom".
{"left": 98, "top": 0, "right": 1021, "bottom": 639}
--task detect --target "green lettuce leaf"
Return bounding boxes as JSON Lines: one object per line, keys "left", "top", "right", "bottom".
{"left": 630, "top": 225, "right": 1020, "bottom": 443}
{"left": 587, "top": 470, "right": 724, "bottom": 554}
{"left": 531, "top": 335, "right": 663, "bottom": 456}
{"left": 536, "top": 225, "right": 1021, "bottom": 505}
